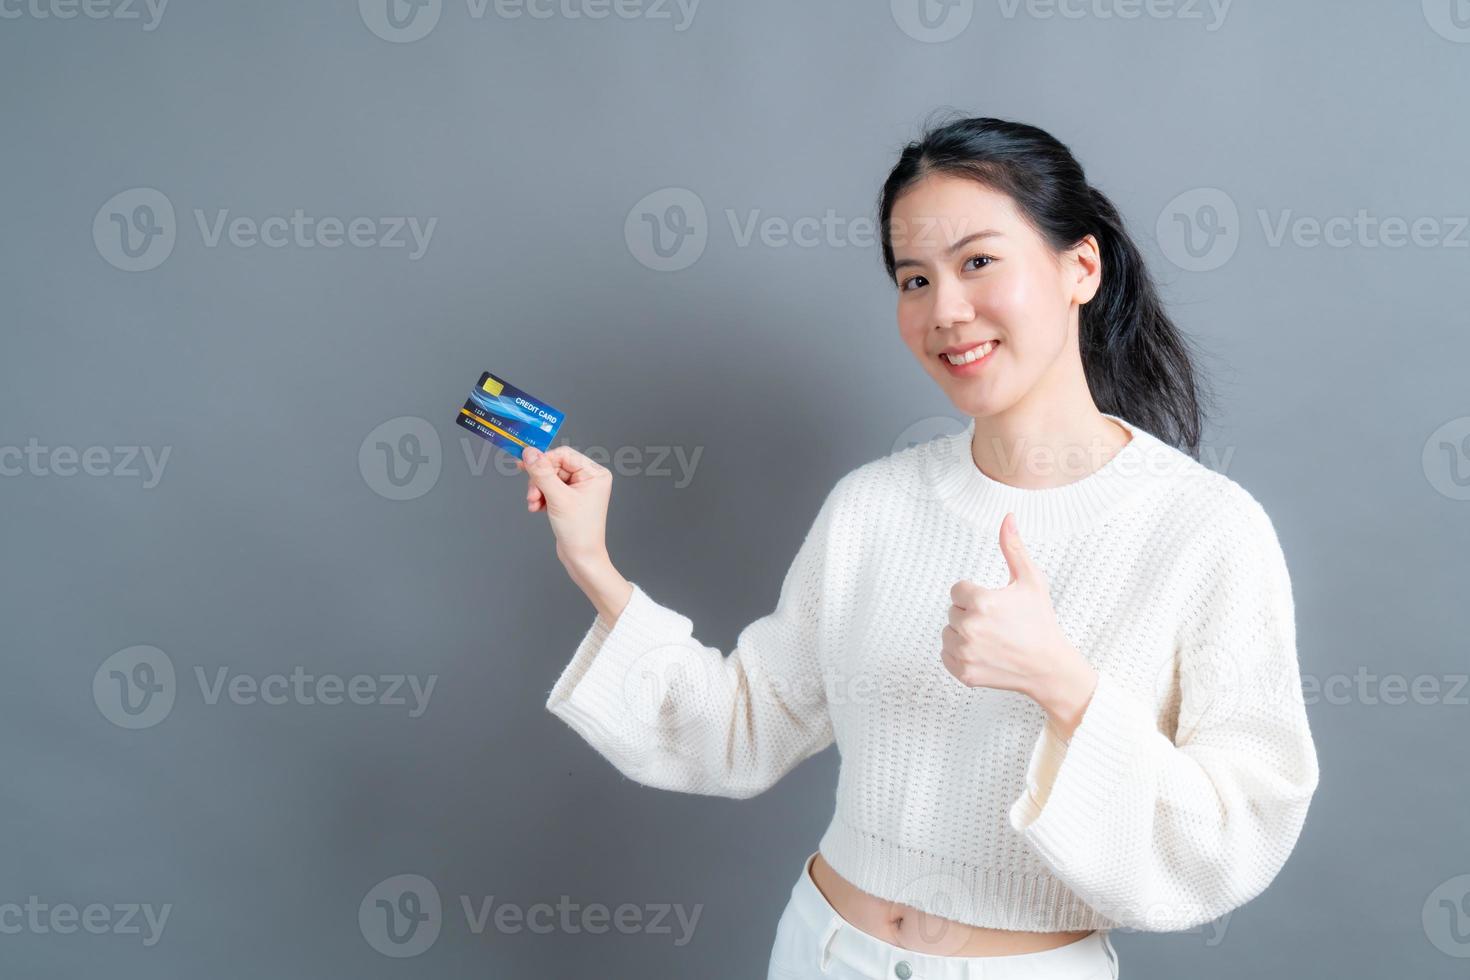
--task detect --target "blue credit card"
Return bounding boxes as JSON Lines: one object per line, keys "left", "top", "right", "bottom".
{"left": 454, "top": 371, "right": 565, "bottom": 460}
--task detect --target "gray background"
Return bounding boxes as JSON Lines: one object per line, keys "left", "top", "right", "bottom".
{"left": 3, "top": 0, "right": 1468, "bottom": 976}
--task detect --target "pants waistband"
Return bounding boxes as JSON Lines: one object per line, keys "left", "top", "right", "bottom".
{"left": 789, "top": 850, "right": 1118, "bottom": 979}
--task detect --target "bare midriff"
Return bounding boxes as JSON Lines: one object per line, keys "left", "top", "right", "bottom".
{"left": 808, "top": 853, "right": 1094, "bottom": 957}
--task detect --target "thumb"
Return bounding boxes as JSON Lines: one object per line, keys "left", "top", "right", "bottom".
{"left": 521, "top": 447, "right": 567, "bottom": 504}
{"left": 999, "top": 512, "right": 1038, "bottom": 586}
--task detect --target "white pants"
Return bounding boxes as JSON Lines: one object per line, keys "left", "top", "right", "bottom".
{"left": 766, "top": 852, "right": 1120, "bottom": 980}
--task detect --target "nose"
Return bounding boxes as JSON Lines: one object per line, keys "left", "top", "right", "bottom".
{"left": 930, "top": 275, "right": 975, "bottom": 331}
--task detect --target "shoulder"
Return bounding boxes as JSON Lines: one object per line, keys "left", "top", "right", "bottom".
{"left": 1173, "top": 465, "right": 1285, "bottom": 559}
{"left": 1120, "top": 423, "right": 1285, "bottom": 557}
{"left": 1155, "top": 462, "right": 1296, "bottom": 632}
{"left": 795, "top": 430, "right": 939, "bottom": 550}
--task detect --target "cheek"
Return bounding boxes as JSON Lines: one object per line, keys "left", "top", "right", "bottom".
{"left": 896, "top": 301, "right": 929, "bottom": 350}
{"left": 974, "top": 269, "right": 1036, "bottom": 324}
{"left": 985, "top": 271, "right": 1068, "bottom": 356}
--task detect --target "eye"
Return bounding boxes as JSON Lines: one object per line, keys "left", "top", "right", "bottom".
{"left": 964, "top": 254, "right": 994, "bottom": 271}
{"left": 898, "top": 273, "right": 927, "bottom": 292}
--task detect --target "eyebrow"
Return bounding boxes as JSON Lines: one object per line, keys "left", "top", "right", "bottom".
{"left": 892, "top": 230, "right": 1005, "bottom": 272}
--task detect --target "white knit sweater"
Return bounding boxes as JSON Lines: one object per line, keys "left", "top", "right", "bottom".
{"left": 544, "top": 412, "right": 1320, "bottom": 933}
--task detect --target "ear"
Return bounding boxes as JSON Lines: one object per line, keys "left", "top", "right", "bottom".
{"left": 1069, "top": 234, "right": 1102, "bottom": 306}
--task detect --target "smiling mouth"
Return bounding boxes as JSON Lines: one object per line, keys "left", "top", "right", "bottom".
{"left": 939, "top": 339, "right": 999, "bottom": 366}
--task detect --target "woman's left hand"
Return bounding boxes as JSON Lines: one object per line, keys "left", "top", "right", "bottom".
{"left": 941, "top": 513, "right": 1100, "bottom": 738}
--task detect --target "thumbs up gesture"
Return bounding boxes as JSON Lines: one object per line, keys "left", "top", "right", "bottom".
{"left": 941, "top": 513, "right": 1099, "bottom": 738}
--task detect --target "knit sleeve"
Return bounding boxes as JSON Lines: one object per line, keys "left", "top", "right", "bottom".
{"left": 1007, "top": 492, "right": 1320, "bottom": 931}
{"left": 542, "top": 481, "right": 843, "bottom": 800}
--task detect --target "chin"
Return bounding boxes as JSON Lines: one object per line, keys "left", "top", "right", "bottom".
{"left": 942, "top": 382, "right": 1020, "bottom": 419}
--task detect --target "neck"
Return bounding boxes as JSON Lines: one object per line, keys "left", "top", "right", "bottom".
{"left": 921, "top": 410, "right": 1157, "bottom": 541}
{"left": 970, "top": 403, "right": 1131, "bottom": 491}
{"left": 967, "top": 314, "right": 1130, "bottom": 490}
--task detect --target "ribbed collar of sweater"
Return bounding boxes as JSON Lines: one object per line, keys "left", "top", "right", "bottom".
{"left": 917, "top": 412, "right": 1197, "bottom": 540}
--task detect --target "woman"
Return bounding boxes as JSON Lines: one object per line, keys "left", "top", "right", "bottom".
{"left": 521, "top": 116, "right": 1320, "bottom": 980}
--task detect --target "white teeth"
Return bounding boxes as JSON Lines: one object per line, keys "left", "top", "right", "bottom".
{"left": 943, "top": 340, "right": 997, "bottom": 365}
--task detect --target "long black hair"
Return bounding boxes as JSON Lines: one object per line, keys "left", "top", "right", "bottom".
{"left": 878, "top": 112, "right": 1211, "bottom": 455}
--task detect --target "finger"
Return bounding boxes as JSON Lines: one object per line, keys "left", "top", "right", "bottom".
{"left": 947, "top": 604, "right": 976, "bottom": 638}
{"left": 940, "top": 646, "right": 981, "bottom": 688}
{"left": 999, "top": 512, "right": 1038, "bottom": 586}
{"left": 525, "top": 445, "right": 604, "bottom": 483}
{"left": 949, "top": 579, "right": 990, "bottom": 610}
{"left": 520, "top": 447, "right": 575, "bottom": 506}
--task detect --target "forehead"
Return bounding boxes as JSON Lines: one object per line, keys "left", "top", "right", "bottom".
{"left": 889, "top": 174, "right": 1024, "bottom": 253}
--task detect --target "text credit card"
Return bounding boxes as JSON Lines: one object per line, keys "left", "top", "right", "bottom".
{"left": 453, "top": 370, "right": 565, "bottom": 460}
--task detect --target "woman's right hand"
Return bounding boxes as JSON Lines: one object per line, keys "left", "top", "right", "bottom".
{"left": 517, "top": 445, "right": 613, "bottom": 570}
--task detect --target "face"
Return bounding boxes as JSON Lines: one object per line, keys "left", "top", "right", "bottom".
{"left": 889, "top": 174, "right": 1100, "bottom": 418}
